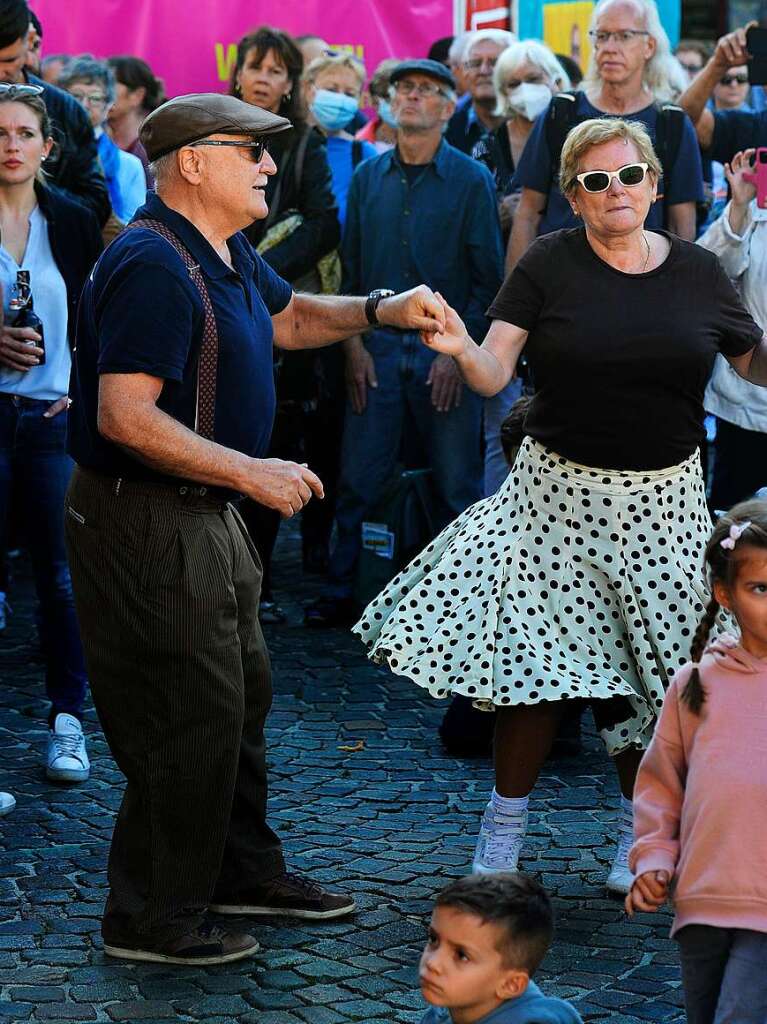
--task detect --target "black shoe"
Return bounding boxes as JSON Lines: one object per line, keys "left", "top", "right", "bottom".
{"left": 210, "top": 871, "right": 356, "bottom": 920}
{"left": 103, "top": 921, "right": 259, "bottom": 965}
{"left": 304, "top": 596, "right": 359, "bottom": 629}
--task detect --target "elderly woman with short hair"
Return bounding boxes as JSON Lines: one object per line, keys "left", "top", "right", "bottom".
{"left": 59, "top": 56, "right": 146, "bottom": 224}
{"left": 355, "top": 118, "right": 767, "bottom": 894}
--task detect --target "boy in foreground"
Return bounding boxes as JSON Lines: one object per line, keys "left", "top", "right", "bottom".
{"left": 419, "top": 873, "right": 583, "bottom": 1024}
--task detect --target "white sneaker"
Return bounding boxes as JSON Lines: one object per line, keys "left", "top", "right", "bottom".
{"left": 47, "top": 714, "right": 90, "bottom": 783}
{"left": 0, "top": 792, "right": 15, "bottom": 816}
{"left": 472, "top": 804, "right": 528, "bottom": 874}
{"left": 606, "top": 831, "right": 634, "bottom": 895}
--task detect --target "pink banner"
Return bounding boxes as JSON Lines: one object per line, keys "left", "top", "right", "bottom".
{"left": 29, "top": 1, "right": 454, "bottom": 98}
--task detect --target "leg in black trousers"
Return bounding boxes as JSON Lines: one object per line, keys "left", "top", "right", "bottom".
{"left": 710, "top": 417, "right": 767, "bottom": 511}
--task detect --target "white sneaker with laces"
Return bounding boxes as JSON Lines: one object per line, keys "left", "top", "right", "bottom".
{"left": 47, "top": 714, "right": 90, "bottom": 783}
{"left": 472, "top": 804, "right": 528, "bottom": 874}
{"left": 606, "top": 831, "right": 634, "bottom": 895}
{"left": 0, "top": 792, "right": 15, "bottom": 816}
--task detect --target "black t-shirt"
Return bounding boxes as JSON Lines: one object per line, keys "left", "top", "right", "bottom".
{"left": 487, "top": 228, "right": 762, "bottom": 471}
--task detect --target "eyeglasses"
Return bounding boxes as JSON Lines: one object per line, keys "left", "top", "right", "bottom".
{"left": 589, "top": 29, "right": 650, "bottom": 46}
{"left": 720, "top": 74, "right": 748, "bottom": 86}
{"left": 69, "top": 91, "right": 108, "bottom": 106}
{"left": 0, "top": 83, "right": 43, "bottom": 98}
{"left": 679, "top": 61, "right": 703, "bottom": 74}
{"left": 189, "top": 138, "right": 270, "bottom": 162}
{"left": 463, "top": 57, "right": 498, "bottom": 71}
{"left": 575, "top": 162, "right": 649, "bottom": 192}
{"left": 392, "top": 79, "right": 446, "bottom": 97}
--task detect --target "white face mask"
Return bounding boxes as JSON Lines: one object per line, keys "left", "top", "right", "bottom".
{"left": 506, "top": 82, "right": 552, "bottom": 122}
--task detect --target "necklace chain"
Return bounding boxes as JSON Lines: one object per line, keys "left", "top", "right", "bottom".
{"left": 640, "top": 231, "right": 650, "bottom": 273}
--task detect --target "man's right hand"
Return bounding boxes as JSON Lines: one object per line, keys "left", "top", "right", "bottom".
{"left": 712, "top": 20, "right": 757, "bottom": 72}
{"left": 0, "top": 325, "right": 43, "bottom": 372}
{"left": 344, "top": 337, "right": 378, "bottom": 415}
{"left": 243, "top": 459, "right": 324, "bottom": 518}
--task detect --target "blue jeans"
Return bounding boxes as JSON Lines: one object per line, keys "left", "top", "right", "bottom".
{"left": 0, "top": 395, "right": 87, "bottom": 719}
{"left": 677, "top": 924, "right": 767, "bottom": 1024}
{"left": 327, "top": 330, "right": 483, "bottom": 598}
{"left": 483, "top": 376, "right": 522, "bottom": 497}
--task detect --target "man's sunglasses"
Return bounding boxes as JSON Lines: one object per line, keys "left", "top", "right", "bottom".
{"left": 189, "top": 138, "right": 269, "bottom": 162}
{"left": 575, "top": 162, "right": 649, "bottom": 193}
{"left": 720, "top": 74, "right": 748, "bottom": 86}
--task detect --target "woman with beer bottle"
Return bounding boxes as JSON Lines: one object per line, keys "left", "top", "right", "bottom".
{"left": 0, "top": 84, "right": 102, "bottom": 788}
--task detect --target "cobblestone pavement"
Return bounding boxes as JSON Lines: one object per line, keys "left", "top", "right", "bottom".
{"left": 0, "top": 528, "right": 685, "bottom": 1024}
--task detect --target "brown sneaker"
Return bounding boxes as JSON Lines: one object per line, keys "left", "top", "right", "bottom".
{"left": 103, "top": 921, "right": 259, "bottom": 965}
{"left": 210, "top": 871, "right": 356, "bottom": 920}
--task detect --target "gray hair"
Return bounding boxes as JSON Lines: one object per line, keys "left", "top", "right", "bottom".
{"left": 582, "top": 0, "right": 687, "bottom": 103}
{"left": 148, "top": 152, "right": 177, "bottom": 191}
{"left": 493, "top": 40, "right": 571, "bottom": 117}
{"left": 448, "top": 32, "right": 472, "bottom": 66}
{"left": 464, "top": 28, "right": 516, "bottom": 60}
{"left": 58, "top": 54, "right": 116, "bottom": 105}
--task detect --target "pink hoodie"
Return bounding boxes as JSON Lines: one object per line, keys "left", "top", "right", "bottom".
{"left": 630, "top": 637, "right": 767, "bottom": 937}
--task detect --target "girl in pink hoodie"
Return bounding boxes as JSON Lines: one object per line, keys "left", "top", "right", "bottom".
{"left": 625, "top": 498, "right": 767, "bottom": 1024}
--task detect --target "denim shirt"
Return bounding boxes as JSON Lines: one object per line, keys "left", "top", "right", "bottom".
{"left": 341, "top": 139, "right": 504, "bottom": 343}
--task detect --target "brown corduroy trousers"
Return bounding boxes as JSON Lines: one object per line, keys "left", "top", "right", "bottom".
{"left": 64, "top": 466, "right": 284, "bottom": 946}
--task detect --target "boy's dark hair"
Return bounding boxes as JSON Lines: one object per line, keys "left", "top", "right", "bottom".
{"left": 435, "top": 872, "right": 554, "bottom": 974}
{"left": 500, "top": 394, "right": 532, "bottom": 465}
{"left": 683, "top": 498, "right": 767, "bottom": 714}
{"left": 0, "top": 0, "right": 30, "bottom": 49}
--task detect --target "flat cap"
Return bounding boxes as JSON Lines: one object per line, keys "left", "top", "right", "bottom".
{"left": 140, "top": 93, "right": 292, "bottom": 161}
{"left": 389, "top": 59, "right": 455, "bottom": 91}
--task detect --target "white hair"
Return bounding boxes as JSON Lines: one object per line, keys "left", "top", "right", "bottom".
{"left": 464, "top": 29, "right": 516, "bottom": 60}
{"left": 448, "top": 32, "right": 473, "bottom": 66}
{"left": 148, "top": 152, "right": 178, "bottom": 191}
{"left": 582, "top": 0, "right": 685, "bottom": 103}
{"left": 492, "top": 40, "right": 571, "bottom": 116}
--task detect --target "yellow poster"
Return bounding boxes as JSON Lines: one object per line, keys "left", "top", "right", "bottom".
{"left": 542, "top": 1, "right": 594, "bottom": 70}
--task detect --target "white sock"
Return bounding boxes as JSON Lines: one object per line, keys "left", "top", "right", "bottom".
{"left": 490, "top": 789, "right": 529, "bottom": 822}
{"left": 619, "top": 794, "right": 633, "bottom": 837}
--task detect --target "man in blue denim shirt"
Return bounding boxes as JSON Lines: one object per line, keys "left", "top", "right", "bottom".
{"left": 306, "top": 59, "right": 504, "bottom": 626}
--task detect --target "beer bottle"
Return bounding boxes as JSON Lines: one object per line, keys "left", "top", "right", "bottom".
{"left": 9, "top": 270, "right": 45, "bottom": 366}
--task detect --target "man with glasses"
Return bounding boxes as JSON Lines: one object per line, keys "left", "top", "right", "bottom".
{"left": 674, "top": 39, "right": 710, "bottom": 85}
{"left": 0, "top": 0, "right": 109, "bottom": 224}
{"left": 680, "top": 21, "right": 767, "bottom": 167}
{"left": 446, "top": 29, "right": 515, "bottom": 155}
{"left": 305, "top": 59, "right": 503, "bottom": 627}
{"left": 508, "top": 0, "right": 703, "bottom": 270}
{"left": 64, "top": 91, "right": 447, "bottom": 964}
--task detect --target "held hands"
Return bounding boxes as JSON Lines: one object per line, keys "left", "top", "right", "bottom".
{"left": 713, "top": 20, "right": 756, "bottom": 71}
{"left": 418, "top": 293, "right": 471, "bottom": 358}
{"left": 0, "top": 324, "right": 43, "bottom": 372}
{"left": 377, "top": 285, "right": 446, "bottom": 335}
{"left": 244, "top": 458, "right": 324, "bottom": 518}
{"left": 625, "top": 871, "right": 670, "bottom": 916}
{"left": 724, "top": 148, "right": 758, "bottom": 208}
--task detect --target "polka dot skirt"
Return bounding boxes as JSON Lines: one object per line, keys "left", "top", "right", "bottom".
{"left": 353, "top": 437, "right": 714, "bottom": 755}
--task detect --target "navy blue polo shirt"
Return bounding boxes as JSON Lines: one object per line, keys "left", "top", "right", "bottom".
{"left": 68, "top": 193, "right": 292, "bottom": 483}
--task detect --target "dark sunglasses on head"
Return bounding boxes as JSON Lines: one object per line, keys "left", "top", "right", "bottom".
{"left": 720, "top": 74, "right": 748, "bottom": 85}
{"left": 189, "top": 138, "right": 269, "bottom": 162}
{"left": 0, "top": 82, "right": 44, "bottom": 98}
{"left": 575, "top": 162, "right": 649, "bottom": 193}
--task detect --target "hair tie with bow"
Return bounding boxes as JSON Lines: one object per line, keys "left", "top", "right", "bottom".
{"left": 720, "top": 520, "right": 752, "bottom": 550}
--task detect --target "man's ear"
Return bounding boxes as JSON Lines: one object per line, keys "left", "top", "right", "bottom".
{"left": 177, "top": 147, "right": 202, "bottom": 184}
{"left": 497, "top": 968, "right": 529, "bottom": 1001}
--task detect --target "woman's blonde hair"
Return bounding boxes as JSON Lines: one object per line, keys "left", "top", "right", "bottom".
{"left": 492, "top": 40, "right": 571, "bottom": 118}
{"left": 305, "top": 52, "right": 366, "bottom": 91}
{"left": 582, "top": 0, "right": 687, "bottom": 103}
{"left": 559, "top": 117, "right": 662, "bottom": 195}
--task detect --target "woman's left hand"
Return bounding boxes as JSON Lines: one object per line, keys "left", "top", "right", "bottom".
{"left": 724, "top": 149, "right": 757, "bottom": 209}
{"left": 43, "top": 396, "right": 71, "bottom": 419}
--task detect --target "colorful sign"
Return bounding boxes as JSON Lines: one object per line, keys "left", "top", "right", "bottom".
{"left": 28, "top": 0, "right": 454, "bottom": 97}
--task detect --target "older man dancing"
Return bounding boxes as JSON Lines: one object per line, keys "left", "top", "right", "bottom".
{"left": 64, "top": 93, "right": 444, "bottom": 965}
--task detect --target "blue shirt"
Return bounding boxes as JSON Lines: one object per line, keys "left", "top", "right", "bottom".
{"left": 342, "top": 140, "right": 504, "bottom": 342}
{"left": 710, "top": 108, "right": 767, "bottom": 164}
{"left": 513, "top": 93, "right": 705, "bottom": 234}
{"left": 326, "top": 135, "right": 377, "bottom": 230}
{"left": 0, "top": 205, "right": 69, "bottom": 401}
{"left": 96, "top": 130, "right": 147, "bottom": 223}
{"left": 420, "top": 981, "right": 583, "bottom": 1024}
{"left": 67, "top": 192, "right": 293, "bottom": 482}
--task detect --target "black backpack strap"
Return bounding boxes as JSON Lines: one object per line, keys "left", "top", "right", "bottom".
{"left": 545, "top": 91, "right": 579, "bottom": 180}
{"left": 293, "top": 126, "right": 313, "bottom": 194}
{"left": 654, "top": 103, "right": 685, "bottom": 219}
{"left": 352, "top": 139, "right": 363, "bottom": 167}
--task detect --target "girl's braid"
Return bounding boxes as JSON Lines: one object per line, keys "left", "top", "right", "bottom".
{"left": 682, "top": 595, "right": 719, "bottom": 714}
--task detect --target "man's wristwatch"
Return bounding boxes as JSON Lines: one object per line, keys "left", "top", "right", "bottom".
{"left": 365, "top": 288, "right": 396, "bottom": 326}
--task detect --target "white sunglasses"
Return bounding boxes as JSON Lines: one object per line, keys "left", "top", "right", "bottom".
{"left": 575, "top": 162, "right": 649, "bottom": 193}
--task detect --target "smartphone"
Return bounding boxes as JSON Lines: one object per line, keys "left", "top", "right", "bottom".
{"left": 746, "top": 27, "right": 767, "bottom": 85}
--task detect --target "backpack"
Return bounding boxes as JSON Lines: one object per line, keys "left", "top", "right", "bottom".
{"left": 544, "top": 90, "right": 686, "bottom": 223}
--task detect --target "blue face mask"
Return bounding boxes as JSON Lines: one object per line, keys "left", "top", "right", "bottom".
{"left": 377, "top": 98, "right": 398, "bottom": 128}
{"left": 310, "top": 88, "right": 359, "bottom": 131}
